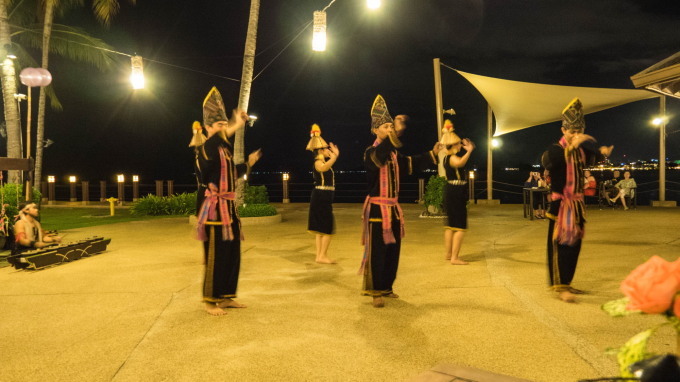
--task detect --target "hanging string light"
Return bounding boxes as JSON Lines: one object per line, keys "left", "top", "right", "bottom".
{"left": 129, "top": 55, "right": 145, "bottom": 89}
{"left": 312, "top": 11, "right": 327, "bottom": 52}
{"left": 367, "top": 0, "right": 381, "bottom": 9}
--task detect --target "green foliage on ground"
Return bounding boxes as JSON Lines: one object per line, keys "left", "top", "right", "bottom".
{"left": 129, "top": 184, "right": 276, "bottom": 218}
{"left": 130, "top": 192, "right": 197, "bottom": 216}
{"left": 244, "top": 184, "right": 269, "bottom": 204}
{"left": 238, "top": 203, "right": 278, "bottom": 217}
{"left": 423, "top": 175, "right": 447, "bottom": 212}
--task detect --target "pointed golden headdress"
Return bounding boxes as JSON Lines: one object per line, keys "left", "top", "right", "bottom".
{"left": 188, "top": 121, "right": 207, "bottom": 147}
{"left": 439, "top": 119, "right": 461, "bottom": 145}
{"left": 203, "top": 86, "right": 228, "bottom": 127}
{"left": 370, "top": 94, "right": 394, "bottom": 130}
{"left": 306, "top": 124, "right": 329, "bottom": 151}
{"left": 561, "top": 97, "right": 585, "bottom": 131}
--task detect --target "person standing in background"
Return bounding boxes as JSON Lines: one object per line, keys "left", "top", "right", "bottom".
{"left": 306, "top": 124, "right": 340, "bottom": 264}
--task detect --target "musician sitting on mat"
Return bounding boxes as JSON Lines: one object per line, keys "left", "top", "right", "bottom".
{"left": 13, "top": 203, "right": 61, "bottom": 253}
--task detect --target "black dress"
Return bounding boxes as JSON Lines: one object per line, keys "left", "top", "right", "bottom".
{"left": 307, "top": 159, "right": 335, "bottom": 235}
{"left": 443, "top": 152, "right": 468, "bottom": 230}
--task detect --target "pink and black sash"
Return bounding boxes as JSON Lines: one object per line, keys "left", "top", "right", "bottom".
{"left": 551, "top": 137, "right": 585, "bottom": 245}
{"left": 196, "top": 147, "right": 242, "bottom": 241}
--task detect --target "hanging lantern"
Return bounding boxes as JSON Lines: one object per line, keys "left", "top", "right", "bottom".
{"left": 129, "top": 55, "right": 144, "bottom": 89}
{"left": 19, "top": 68, "right": 43, "bottom": 87}
{"left": 312, "top": 11, "right": 327, "bottom": 52}
{"left": 35, "top": 68, "right": 52, "bottom": 87}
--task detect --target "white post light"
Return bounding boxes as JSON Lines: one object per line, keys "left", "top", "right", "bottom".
{"left": 282, "top": 173, "right": 290, "bottom": 203}
{"left": 130, "top": 55, "right": 145, "bottom": 89}
{"left": 312, "top": 11, "right": 327, "bottom": 52}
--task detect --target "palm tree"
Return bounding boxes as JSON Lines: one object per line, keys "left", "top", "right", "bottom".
{"left": 0, "top": 0, "right": 24, "bottom": 184}
{"left": 0, "top": 0, "right": 121, "bottom": 184}
{"left": 34, "top": 0, "right": 135, "bottom": 188}
{"left": 235, "top": 0, "right": 259, "bottom": 205}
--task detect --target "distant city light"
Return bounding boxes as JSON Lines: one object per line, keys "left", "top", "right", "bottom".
{"left": 68, "top": 176, "right": 76, "bottom": 183}
{"left": 367, "top": 0, "right": 381, "bottom": 9}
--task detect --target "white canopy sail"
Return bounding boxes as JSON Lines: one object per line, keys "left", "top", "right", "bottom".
{"left": 454, "top": 69, "right": 658, "bottom": 136}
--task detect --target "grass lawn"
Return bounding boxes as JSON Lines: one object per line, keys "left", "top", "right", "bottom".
{"left": 39, "top": 208, "right": 180, "bottom": 231}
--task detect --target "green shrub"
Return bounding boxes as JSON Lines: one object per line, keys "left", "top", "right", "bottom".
{"left": 165, "top": 192, "right": 196, "bottom": 215}
{"left": 423, "top": 175, "right": 447, "bottom": 212}
{"left": 131, "top": 192, "right": 197, "bottom": 216}
{"left": 244, "top": 183, "right": 269, "bottom": 204}
{"left": 238, "top": 203, "right": 278, "bottom": 217}
{"left": 0, "top": 183, "right": 42, "bottom": 231}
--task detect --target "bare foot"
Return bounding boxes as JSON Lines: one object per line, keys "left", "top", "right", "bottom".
{"left": 568, "top": 287, "right": 587, "bottom": 295}
{"left": 205, "top": 303, "right": 228, "bottom": 316}
{"left": 558, "top": 291, "right": 576, "bottom": 303}
{"left": 450, "top": 259, "right": 469, "bottom": 265}
{"left": 217, "top": 299, "right": 247, "bottom": 309}
{"left": 445, "top": 254, "right": 452, "bottom": 261}
{"left": 315, "top": 256, "right": 337, "bottom": 264}
{"left": 384, "top": 293, "right": 399, "bottom": 299}
{"left": 372, "top": 297, "right": 384, "bottom": 308}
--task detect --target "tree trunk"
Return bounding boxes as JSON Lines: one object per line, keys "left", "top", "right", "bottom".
{"left": 235, "top": 0, "right": 259, "bottom": 206}
{"left": 35, "top": 1, "right": 55, "bottom": 191}
{"left": 0, "top": 0, "right": 23, "bottom": 184}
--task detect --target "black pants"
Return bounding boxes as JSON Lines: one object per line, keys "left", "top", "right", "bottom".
{"left": 546, "top": 212, "right": 582, "bottom": 291}
{"left": 362, "top": 220, "right": 401, "bottom": 296}
{"left": 202, "top": 222, "right": 241, "bottom": 302}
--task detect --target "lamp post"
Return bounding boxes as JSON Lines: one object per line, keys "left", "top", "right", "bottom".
{"left": 19, "top": 67, "right": 52, "bottom": 201}
{"left": 651, "top": 97, "right": 676, "bottom": 207}
{"left": 132, "top": 175, "right": 139, "bottom": 201}
{"left": 68, "top": 176, "right": 77, "bottom": 202}
{"left": 468, "top": 170, "right": 475, "bottom": 203}
{"left": 47, "top": 175, "right": 55, "bottom": 205}
{"left": 282, "top": 173, "right": 290, "bottom": 203}
{"left": 117, "top": 174, "right": 125, "bottom": 205}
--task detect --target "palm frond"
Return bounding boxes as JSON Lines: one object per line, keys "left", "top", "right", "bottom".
{"left": 11, "top": 23, "right": 117, "bottom": 71}
{"left": 91, "top": 0, "right": 121, "bottom": 26}
{"left": 44, "top": 84, "right": 63, "bottom": 111}
{"left": 53, "top": 0, "right": 86, "bottom": 19}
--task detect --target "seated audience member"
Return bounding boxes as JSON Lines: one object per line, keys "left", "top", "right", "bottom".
{"left": 583, "top": 170, "right": 597, "bottom": 197}
{"left": 609, "top": 171, "right": 636, "bottom": 210}
{"left": 524, "top": 171, "right": 546, "bottom": 218}
{"left": 605, "top": 169, "right": 621, "bottom": 199}
{"left": 13, "top": 203, "right": 61, "bottom": 253}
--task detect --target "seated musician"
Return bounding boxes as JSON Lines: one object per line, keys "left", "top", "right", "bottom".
{"left": 13, "top": 203, "right": 61, "bottom": 253}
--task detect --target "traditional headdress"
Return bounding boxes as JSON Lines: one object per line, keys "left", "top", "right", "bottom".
{"left": 561, "top": 97, "right": 585, "bottom": 131}
{"left": 188, "top": 121, "right": 207, "bottom": 147}
{"left": 439, "top": 119, "right": 461, "bottom": 145}
{"left": 306, "top": 124, "right": 328, "bottom": 151}
{"left": 203, "top": 86, "right": 228, "bottom": 127}
{"left": 370, "top": 94, "right": 394, "bottom": 130}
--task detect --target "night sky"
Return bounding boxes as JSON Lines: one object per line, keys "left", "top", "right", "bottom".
{"left": 24, "top": 0, "right": 680, "bottom": 185}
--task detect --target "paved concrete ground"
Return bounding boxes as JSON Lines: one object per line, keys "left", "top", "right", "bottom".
{"left": 0, "top": 203, "right": 678, "bottom": 382}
